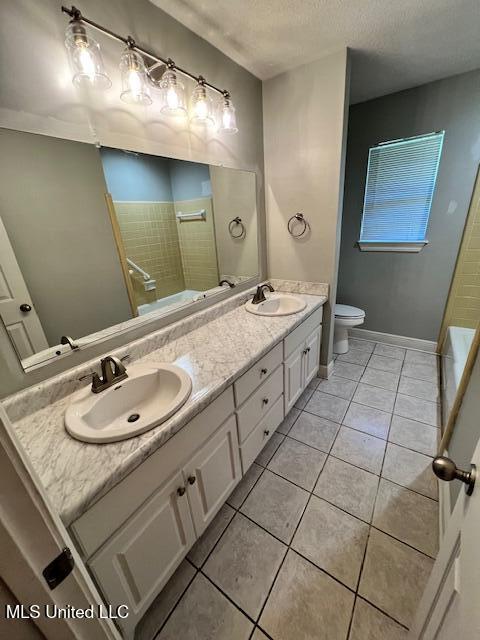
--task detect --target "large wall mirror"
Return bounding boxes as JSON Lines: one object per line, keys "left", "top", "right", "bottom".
{"left": 0, "top": 128, "right": 259, "bottom": 371}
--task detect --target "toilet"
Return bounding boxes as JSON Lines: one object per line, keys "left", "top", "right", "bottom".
{"left": 334, "top": 304, "right": 365, "bottom": 354}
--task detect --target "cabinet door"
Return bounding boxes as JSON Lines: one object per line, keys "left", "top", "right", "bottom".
{"left": 184, "top": 415, "right": 241, "bottom": 537}
{"left": 284, "top": 345, "right": 304, "bottom": 413}
{"left": 304, "top": 326, "right": 322, "bottom": 387}
{"left": 89, "top": 471, "right": 195, "bottom": 637}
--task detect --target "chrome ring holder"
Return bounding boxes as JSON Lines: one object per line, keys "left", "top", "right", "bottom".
{"left": 229, "top": 216, "right": 246, "bottom": 239}
{"left": 287, "top": 212, "right": 309, "bottom": 238}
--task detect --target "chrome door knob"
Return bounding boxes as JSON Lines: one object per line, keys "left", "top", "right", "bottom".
{"left": 432, "top": 456, "right": 476, "bottom": 496}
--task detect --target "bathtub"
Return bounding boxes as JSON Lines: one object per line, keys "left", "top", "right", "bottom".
{"left": 441, "top": 325, "right": 476, "bottom": 424}
{"left": 137, "top": 289, "right": 201, "bottom": 316}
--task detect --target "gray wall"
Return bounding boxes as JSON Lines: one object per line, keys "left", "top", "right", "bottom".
{"left": 0, "top": 129, "right": 132, "bottom": 346}
{"left": 0, "top": 0, "right": 264, "bottom": 398}
{"left": 338, "top": 69, "right": 480, "bottom": 341}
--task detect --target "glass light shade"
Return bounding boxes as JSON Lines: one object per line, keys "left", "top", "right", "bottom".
{"left": 218, "top": 95, "right": 238, "bottom": 134}
{"left": 119, "top": 49, "right": 152, "bottom": 106}
{"left": 65, "top": 21, "right": 111, "bottom": 89}
{"left": 159, "top": 69, "right": 187, "bottom": 116}
{"left": 190, "top": 82, "right": 215, "bottom": 126}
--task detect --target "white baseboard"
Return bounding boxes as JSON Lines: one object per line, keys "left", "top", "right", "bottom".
{"left": 318, "top": 361, "right": 335, "bottom": 379}
{"left": 350, "top": 328, "right": 438, "bottom": 353}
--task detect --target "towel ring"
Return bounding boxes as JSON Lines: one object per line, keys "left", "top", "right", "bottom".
{"left": 229, "top": 216, "right": 246, "bottom": 239}
{"left": 288, "top": 212, "right": 309, "bottom": 238}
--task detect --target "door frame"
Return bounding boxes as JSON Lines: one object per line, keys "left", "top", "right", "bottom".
{"left": 0, "top": 405, "right": 121, "bottom": 640}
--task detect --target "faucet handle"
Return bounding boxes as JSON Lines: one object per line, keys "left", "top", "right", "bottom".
{"left": 120, "top": 354, "right": 131, "bottom": 363}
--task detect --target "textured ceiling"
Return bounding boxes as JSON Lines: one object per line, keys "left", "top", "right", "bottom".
{"left": 149, "top": 0, "right": 480, "bottom": 103}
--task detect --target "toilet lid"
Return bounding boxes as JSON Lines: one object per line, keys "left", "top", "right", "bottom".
{"left": 335, "top": 304, "right": 365, "bottom": 319}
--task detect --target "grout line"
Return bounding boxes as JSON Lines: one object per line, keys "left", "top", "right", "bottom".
{"left": 154, "top": 340, "right": 438, "bottom": 638}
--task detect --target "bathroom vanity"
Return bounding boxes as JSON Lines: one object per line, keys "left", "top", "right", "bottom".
{"left": 3, "top": 285, "right": 326, "bottom": 638}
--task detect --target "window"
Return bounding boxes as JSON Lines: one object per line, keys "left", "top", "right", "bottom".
{"left": 359, "top": 131, "right": 444, "bottom": 252}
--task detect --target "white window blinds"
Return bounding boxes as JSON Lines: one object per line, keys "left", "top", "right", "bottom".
{"left": 359, "top": 132, "right": 444, "bottom": 245}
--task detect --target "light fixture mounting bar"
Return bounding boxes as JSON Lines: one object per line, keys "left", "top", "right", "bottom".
{"left": 61, "top": 5, "right": 228, "bottom": 96}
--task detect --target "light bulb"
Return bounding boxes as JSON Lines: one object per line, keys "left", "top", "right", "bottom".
{"left": 218, "top": 94, "right": 238, "bottom": 134}
{"left": 65, "top": 20, "right": 111, "bottom": 89}
{"left": 160, "top": 69, "right": 187, "bottom": 117}
{"left": 190, "top": 80, "right": 215, "bottom": 126}
{"left": 119, "top": 48, "right": 152, "bottom": 106}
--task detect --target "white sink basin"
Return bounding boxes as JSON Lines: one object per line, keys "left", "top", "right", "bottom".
{"left": 245, "top": 293, "right": 306, "bottom": 317}
{"left": 65, "top": 363, "right": 192, "bottom": 443}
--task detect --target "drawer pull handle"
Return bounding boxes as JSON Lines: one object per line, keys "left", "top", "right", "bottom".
{"left": 306, "top": 347, "right": 311, "bottom": 353}
{"left": 264, "top": 429, "right": 270, "bottom": 436}
{"left": 261, "top": 368, "right": 268, "bottom": 375}
{"left": 177, "top": 486, "right": 186, "bottom": 497}
{"left": 187, "top": 475, "right": 196, "bottom": 485}
{"left": 262, "top": 398, "right": 269, "bottom": 405}
{"left": 303, "top": 349, "right": 308, "bottom": 355}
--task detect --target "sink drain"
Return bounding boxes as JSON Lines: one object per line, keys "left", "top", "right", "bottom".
{"left": 127, "top": 413, "right": 140, "bottom": 423}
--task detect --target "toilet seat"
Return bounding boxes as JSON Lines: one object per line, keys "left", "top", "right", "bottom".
{"left": 335, "top": 304, "right": 365, "bottom": 320}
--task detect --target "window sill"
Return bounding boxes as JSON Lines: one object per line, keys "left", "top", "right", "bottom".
{"left": 357, "top": 241, "right": 428, "bottom": 253}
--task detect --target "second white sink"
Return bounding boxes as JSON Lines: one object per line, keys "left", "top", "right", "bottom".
{"left": 245, "top": 293, "right": 306, "bottom": 317}
{"left": 65, "top": 362, "right": 192, "bottom": 443}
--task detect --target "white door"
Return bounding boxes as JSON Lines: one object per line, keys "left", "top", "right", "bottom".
{"left": 0, "top": 218, "right": 48, "bottom": 358}
{"left": 409, "top": 352, "right": 480, "bottom": 638}
{"left": 89, "top": 470, "right": 196, "bottom": 639}
{"left": 184, "top": 415, "right": 241, "bottom": 537}
{"left": 304, "top": 326, "right": 322, "bottom": 386}
{"left": 284, "top": 345, "right": 304, "bottom": 412}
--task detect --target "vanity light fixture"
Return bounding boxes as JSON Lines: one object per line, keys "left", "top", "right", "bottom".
{"left": 218, "top": 92, "right": 238, "bottom": 134}
{"left": 159, "top": 62, "right": 187, "bottom": 117}
{"left": 61, "top": 5, "right": 238, "bottom": 133}
{"left": 190, "top": 77, "right": 215, "bottom": 127}
{"left": 64, "top": 13, "right": 111, "bottom": 89}
{"left": 119, "top": 38, "right": 152, "bottom": 106}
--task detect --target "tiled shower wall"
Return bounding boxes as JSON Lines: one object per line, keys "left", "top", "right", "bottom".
{"left": 174, "top": 197, "right": 220, "bottom": 291}
{"left": 114, "top": 201, "right": 185, "bottom": 307}
{"left": 443, "top": 170, "right": 480, "bottom": 330}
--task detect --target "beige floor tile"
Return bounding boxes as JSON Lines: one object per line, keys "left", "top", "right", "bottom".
{"left": 259, "top": 550, "right": 354, "bottom": 640}
{"left": 331, "top": 427, "right": 386, "bottom": 474}
{"left": 288, "top": 411, "right": 340, "bottom": 452}
{"left": 402, "top": 361, "right": 438, "bottom": 383}
{"left": 157, "top": 573, "right": 253, "bottom": 640}
{"left": 349, "top": 598, "right": 408, "bottom": 640}
{"left": 305, "top": 390, "right": 349, "bottom": 423}
{"left": 388, "top": 415, "right": 438, "bottom": 456}
{"left": 360, "top": 367, "right": 399, "bottom": 391}
{"left": 349, "top": 338, "right": 376, "bottom": 353}
{"left": 368, "top": 355, "right": 403, "bottom": 374}
{"left": 136, "top": 560, "right": 195, "bottom": 640}
{"left": 404, "top": 350, "right": 438, "bottom": 366}
{"left": 314, "top": 456, "right": 379, "bottom": 522}
{"left": 292, "top": 496, "right": 369, "bottom": 589}
{"left": 358, "top": 529, "right": 433, "bottom": 628}
{"left": 241, "top": 470, "right": 309, "bottom": 543}
{"left": 334, "top": 361, "right": 366, "bottom": 381}
{"left": 268, "top": 437, "right": 327, "bottom": 490}
{"left": 382, "top": 443, "right": 437, "bottom": 500}
{"left": 343, "top": 402, "right": 391, "bottom": 439}
{"left": 353, "top": 383, "right": 396, "bottom": 412}
{"left": 203, "top": 514, "right": 286, "bottom": 619}
{"left": 373, "top": 343, "right": 406, "bottom": 361}
{"left": 394, "top": 393, "right": 440, "bottom": 427}
{"left": 317, "top": 375, "right": 358, "bottom": 400}
{"left": 336, "top": 349, "right": 371, "bottom": 366}
{"left": 398, "top": 376, "right": 439, "bottom": 402}
{"left": 373, "top": 479, "right": 439, "bottom": 557}
{"left": 187, "top": 503, "right": 235, "bottom": 567}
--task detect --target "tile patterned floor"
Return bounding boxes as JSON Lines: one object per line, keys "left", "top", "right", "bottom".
{"left": 136, "top": 340, "right": 441, "bottom": 640}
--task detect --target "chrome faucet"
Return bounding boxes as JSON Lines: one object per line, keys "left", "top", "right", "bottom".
{"left": 80, "top": 355, "right": 128, "bottom": 394}
{"left": 252, "top": 282, "right": 275, "bottom": 304}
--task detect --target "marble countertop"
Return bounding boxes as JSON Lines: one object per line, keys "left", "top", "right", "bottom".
{"left": 6, "top": 291, "right": 326, "bottom": 526}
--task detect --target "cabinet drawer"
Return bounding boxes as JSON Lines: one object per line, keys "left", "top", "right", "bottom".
{"left": 234, "top": 342, "right": 283, "bottom": 406}
{"left": 240, "top": 395, "right": 284, "bottom": 473}
{"left": 236, "top": 365, "right": 283, "bottom": 443}
{"left": 284, "top": 307, "right": 323, "bottom": 358}
{"left": 71, "top": 387, "right": 234, "bottom": 559}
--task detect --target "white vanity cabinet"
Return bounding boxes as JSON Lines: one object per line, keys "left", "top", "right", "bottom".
{"left": 70, "top": 304, "right": 323, "bottom": 638}
{"left": 284, "top": 307, "right": 322, "bottom": 412}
